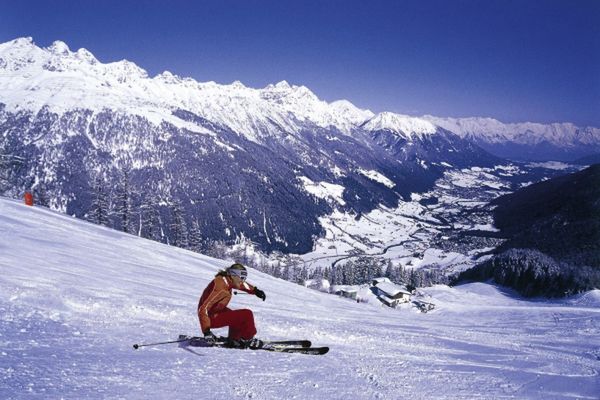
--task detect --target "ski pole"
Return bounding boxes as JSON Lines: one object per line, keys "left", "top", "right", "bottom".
{"left": 233, "top": 291, "right": 249, "bottom": 295}
{"left": 132, "top": 336, "right": 194, "bottom": 350}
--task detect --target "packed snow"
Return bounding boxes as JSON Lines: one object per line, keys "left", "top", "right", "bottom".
{"left": 1, "top": 197, "right": 599, "bottom": 399}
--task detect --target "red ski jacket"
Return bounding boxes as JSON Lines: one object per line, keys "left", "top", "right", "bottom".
{"left": 197, "top": 275, "right": 256, "bottom": 332}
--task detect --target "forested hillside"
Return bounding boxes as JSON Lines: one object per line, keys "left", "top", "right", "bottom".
{"left": 455, "top": 164, "right": 600, "bottom": 296}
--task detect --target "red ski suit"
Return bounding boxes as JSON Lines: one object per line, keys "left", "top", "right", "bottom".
{"left": 197, "top": 275, "right": 257, "bottom": 340}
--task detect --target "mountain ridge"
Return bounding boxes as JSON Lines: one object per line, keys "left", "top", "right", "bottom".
{"left": 1, "top": 36, "right": 598, "bottom": 158}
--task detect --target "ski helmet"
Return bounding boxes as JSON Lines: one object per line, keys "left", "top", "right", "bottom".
{"left": 227, "top": 263, "right": 248, "bottom": 281}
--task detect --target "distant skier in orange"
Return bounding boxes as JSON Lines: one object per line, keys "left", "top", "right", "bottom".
{"left": 197, "top": 263, "right": 266, "bottom": 348}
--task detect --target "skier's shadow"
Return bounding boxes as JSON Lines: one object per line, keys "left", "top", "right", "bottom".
{"left": 181, "top": 347, "right": 206, "bottom": 357}
{"left": 179, "top": 343, "right": 207, "bottom": 357}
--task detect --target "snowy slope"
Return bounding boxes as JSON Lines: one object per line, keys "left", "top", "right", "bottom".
{"left": 1, "top": 197, "right": 599, "bottom": 399}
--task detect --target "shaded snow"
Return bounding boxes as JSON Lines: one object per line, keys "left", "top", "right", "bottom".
{"left": 1, "top": 197, "right": 599, "bottom": 399}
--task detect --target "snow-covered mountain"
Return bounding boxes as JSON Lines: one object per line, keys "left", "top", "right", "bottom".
{"left": 1, "top": 196, "right": 599, "bottom": 399}
{"left": 362, "top": 112, "right": 437, "bottom": 140}
{"left": 424, "top": 116, "right": 600, "bottom": 161}
{"left": 0, "top": 37, "right": 371, "bottom": 141}
{"left": 0, "top": 37, "right": 500, "bottom": 253}
{"left": 1, "top": 37, "right": 597, "bottom": 255}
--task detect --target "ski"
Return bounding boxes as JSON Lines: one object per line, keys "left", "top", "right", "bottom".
{"left": 177, "top": 335, "right": 327, "bottom": 355}
{"left": 265, "top": 346, "right": 329, "bottom": 355}
{"left": 178, "top": 335, "right": 310, "bottom": 348}
{"left": 262, "top": 340, "right": 312, "bottom": 348}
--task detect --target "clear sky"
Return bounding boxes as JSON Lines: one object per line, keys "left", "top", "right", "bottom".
{"left": 1, "top": 0, "right": 599, "bottom": 126}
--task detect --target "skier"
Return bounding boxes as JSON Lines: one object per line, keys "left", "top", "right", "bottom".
{"left": 197, "top": 263, "right": 266, "bottom": 348}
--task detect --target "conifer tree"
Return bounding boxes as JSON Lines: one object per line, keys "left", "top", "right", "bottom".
{"left": 33, "top": 182, "right": 50, "bottom": 208}
{"left": 188, "top": 217, "right": 203, "bottom": 252}
{"left": 88, "top": 177, "right": 110, "bottom": 226}
{"left": 139, "top": 194, "right": 163, "bottom": 242}
{"left": 170, "top": 200, "right": 189, "bottom": 248}
{"left": 282, "top": 264, "right": 291, "bottom": 281}
{"left": 112, "top": 170, "right": 132, "bottom": 233}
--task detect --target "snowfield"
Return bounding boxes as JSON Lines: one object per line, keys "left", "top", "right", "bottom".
{"left": 1, "top": 197, "right": 599, "bottom": 399}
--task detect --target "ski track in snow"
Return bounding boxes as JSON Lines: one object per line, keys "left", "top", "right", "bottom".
{"left": 0, "top": 198, "right": 599, "bottom": 399}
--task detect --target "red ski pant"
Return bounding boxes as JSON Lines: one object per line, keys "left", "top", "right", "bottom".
{"left": 210, "top": 308, "right": 256, "bottom": 340}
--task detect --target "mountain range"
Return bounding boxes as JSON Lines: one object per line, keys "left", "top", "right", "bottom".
{"left": 423, "top": 116, "right": 600, "bottom": 161}
{"left": 1, "top": 37, "right": 599, "bottom": 254}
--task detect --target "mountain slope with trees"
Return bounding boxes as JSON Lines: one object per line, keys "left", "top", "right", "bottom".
{"left": 0, "top": 37, "right": 500, "bottom": 254}
{"left": 455, "top": 164, "right": 600, "bottom": 296}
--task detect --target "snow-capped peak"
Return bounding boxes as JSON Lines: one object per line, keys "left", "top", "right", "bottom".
{"left": 74, "top": 48, "right": 98, "bottom": 64}
{"left": 105, "top": 59, "right": 148, "bottom": 81}
{"left": 0, "top": 37, "right": 44, "bottom": 71}
{"left": 3, "top": 37, "right": 595, "bottom": 152}
{"left": 330, "top": 100, "right": 374, "bottom": 125}
{"left": 47, "top": 40, "right": 71, "bottom": 55}
{"left": 363, "top": 112, "right": 438, "bottom": 139}
{"left": 154, "top": 70, "right": 183, "bottom": 84}
{"left": 274, "top": 80, "right": 291, "bottom": 90}
{"left": 261, "top": 80, "right": 318, "bottom": 102}
{"left": 229, "top": 80, "right": 247, "bottom": 89}
{"left": 1, "top": 36, "right": 35, "bottom": 50}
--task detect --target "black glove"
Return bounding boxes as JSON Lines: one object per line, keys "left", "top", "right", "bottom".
{"left": 203, "top": 329, "right": 217, "bottom": 344}
{"left": 254, "top": 287, "right": 266, "bottom": 301}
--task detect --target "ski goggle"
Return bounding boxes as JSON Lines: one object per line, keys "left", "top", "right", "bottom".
{"left": 228, "top": 268, "right": 247, "bottom": 281}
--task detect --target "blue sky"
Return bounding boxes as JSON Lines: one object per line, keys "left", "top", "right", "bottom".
{"left": 1, "top": 0, "right": 599, "bottom": 126}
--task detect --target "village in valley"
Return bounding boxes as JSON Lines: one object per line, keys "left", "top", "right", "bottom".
{"left": 324, "top": 277, "right": 436, "bottom": 313}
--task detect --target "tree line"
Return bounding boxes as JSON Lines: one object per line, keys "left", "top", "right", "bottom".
{"left": 85, "top": 171, "right": 208, "bottom": 251}
{"left": 218, "top": 244, "right": 448, "bottom": 289}
{"left": 454, "top": 248, "right": 600, "bottom": 297}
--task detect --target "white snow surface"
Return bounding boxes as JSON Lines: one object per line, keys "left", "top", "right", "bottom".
{"left": 1, "top": 197, "right": 599, "bottom": 399}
